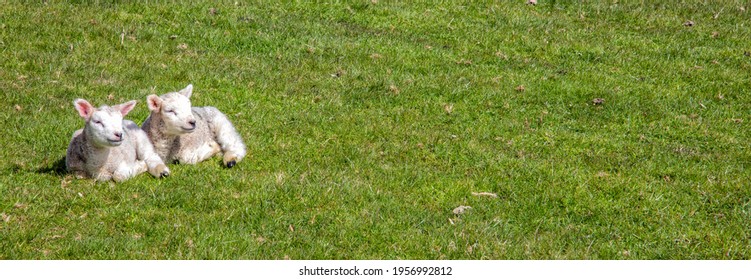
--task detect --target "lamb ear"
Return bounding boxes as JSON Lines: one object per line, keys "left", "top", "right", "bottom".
{"left": 114, "top": 100, "right": 137, "bottom": 116}
{"left": 178, "top": 84, "right": 193, "bottom": 98}
{"left": 73, "top": 99, "right": 95, "bottom": 120}
{"left": 147, "top": 95, "right": 162, "bottom": 112}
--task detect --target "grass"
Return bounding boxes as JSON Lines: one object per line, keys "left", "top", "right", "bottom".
{"left": 1, "top": 0, "right": 750, "bottom": 259}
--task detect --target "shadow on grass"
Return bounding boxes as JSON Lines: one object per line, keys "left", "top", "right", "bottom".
{"left": 35, "top": 157, "right": 67, "bottom": 176}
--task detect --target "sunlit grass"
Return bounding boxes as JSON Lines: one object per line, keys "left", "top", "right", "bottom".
{"left": 1, "top": 1, "right": 750, "bottom": 259}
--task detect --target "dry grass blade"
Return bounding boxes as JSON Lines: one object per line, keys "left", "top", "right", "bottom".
{"left": 471, "top": 192, "right": 498, "bottom": 198}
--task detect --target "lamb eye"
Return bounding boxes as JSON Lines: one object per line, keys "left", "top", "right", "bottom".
{"left": 165, "top": 109, "right": 176, "bottom": 115}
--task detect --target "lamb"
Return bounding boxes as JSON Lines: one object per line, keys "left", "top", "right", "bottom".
{"left": 141, "top": 84, "right": 246, "bottom": 168}
{"left": 66, "top": 99, "right": 170, "bottom": 182}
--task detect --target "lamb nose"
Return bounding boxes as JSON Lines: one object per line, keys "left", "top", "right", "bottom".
{"left": 114, "top": 132, "right": 123, "bottom": 139}
{"left": 189, "top": 120, "right": 197, "bottom": 126}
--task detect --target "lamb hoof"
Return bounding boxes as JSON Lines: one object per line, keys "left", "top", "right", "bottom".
{"left": 223, "top": 153, "right": 239, "bottom": 168}
{"left": 154, "top": 164, "right": 170, "bottom": 178}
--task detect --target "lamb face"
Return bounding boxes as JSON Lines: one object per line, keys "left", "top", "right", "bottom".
{"left": 74, "top": 99, "right": 135, "bottom": 147}
{"left": 146, "top": 84, "right": 197, "bottom": 136}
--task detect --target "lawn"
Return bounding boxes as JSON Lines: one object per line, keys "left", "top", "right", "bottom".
{"left": 1, "top": 1, "right": 750, "bottom": 259}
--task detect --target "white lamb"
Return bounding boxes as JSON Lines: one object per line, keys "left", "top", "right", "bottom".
{"left": 66, "top": 99, "right": 170, "bottom": 182}
{"left": 141, "top": 84, "right": 247, "bottom": 168}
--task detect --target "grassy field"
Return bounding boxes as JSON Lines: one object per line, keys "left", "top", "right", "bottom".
{"left": 1, "top": 1, "right": 750, "bottom": 259}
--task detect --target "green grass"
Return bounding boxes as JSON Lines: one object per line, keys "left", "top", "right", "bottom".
{"left": 1, "top": 1, "right": 751, "bottom": 259}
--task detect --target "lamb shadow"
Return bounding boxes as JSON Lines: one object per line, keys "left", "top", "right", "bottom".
{"left": 35, "top": 157, "right": 68, "bottom": 176}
